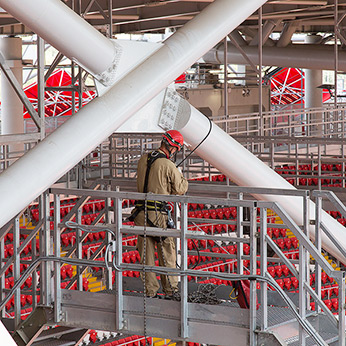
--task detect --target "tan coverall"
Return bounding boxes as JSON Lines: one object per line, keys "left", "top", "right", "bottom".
{"left": 134, "top": 149, "right": 188, "bottom": 297}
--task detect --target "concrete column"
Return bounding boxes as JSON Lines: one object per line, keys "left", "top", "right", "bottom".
{"left": 0, "top": 37, "right": 24, "bottom": 153}
{"left": 303, "top": 35, "right": 323, "bottom": 135}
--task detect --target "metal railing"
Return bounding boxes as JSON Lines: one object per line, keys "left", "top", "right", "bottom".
{"left": 1, "top": 184, "right": 346, "bottom": 345}
{"left": 0, "top": 133, "right": 40, "bottom": 172}
{"left": 213, "top": 105, "right": 346, "bottom": 138}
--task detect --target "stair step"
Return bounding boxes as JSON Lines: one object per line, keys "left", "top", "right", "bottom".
{"left": 267, "top": 309, "right": 339, "bottom": 345}
{"left": 90, "top": 284, "right": 106, "bottom": 292}
{"left": 33, "top": 339, "right": 75, "bottom": 346}
{"left": 34, "top": 326, "right": 84, "bottom": 342}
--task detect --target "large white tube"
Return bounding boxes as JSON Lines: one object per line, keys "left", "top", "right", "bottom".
{"left": 203, "top": 43, "right": 346, "bottom": 71}
{"left": 0, "top": 37, "right": 24, "bottom": 154}
{"left": 0, "top": 0, "right": 267, "bottom": 228}
{"left": 0, "top": 0, "right": 117, "bottom": 84}
{"left": 0, "top": 321, "right": 17, "bottom": 346}
{"left": 178, "top": 106, "right": 346, "bottom": 263}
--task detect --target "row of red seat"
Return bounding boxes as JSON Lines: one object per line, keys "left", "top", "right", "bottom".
{"left": 5, "top": 276, "right": 33, "bottom": 290}
{"left": 5, "top": 295, "right": 40, "bottom": 311}
{"left": 190, "top": 174, "right": 227, "bottom": 183}
{"left": 276, "top": 163, "right": 343, "bottom": 175}
{"left": 188, "top": 207, "right": 237, "bottom": 220}
{"left": 310, "top": 299, "right": 339, "bottom": 313}
{"left": 273, "top": 237, "right": 299, "bottom": 250}
{"left": 60, "top": 278, "right": 89, "bottom": 291}
{"left": 30, "top": 199, "right": 137, "bottom": 224}
{"left": 3, "top": 243, "right": 32, "bottom": 258}
{"left": 275, "top": 164, "right": 344, "bottom": 187}
{"left": 90, "top": 333, "right": 152, "bottom": 346}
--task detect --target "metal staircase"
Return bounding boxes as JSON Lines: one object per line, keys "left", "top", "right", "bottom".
{"left": 11, "top": 306, "right": 89, "bottom": 346}
{"left": 2, "top": 184, "right": 346, "bottom": 345}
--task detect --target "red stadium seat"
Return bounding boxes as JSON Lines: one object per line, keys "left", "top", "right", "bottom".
{"left": 323, "top": 299, "right": 332, "bottom": 311}
{"left": 291, "top": 277, "right": 299, "bottom": 289}
{"left": 275, "top": 265, "right": 283, "bottom": 278}
{"left": 331, "top": 298, "right": 338, "bottom": 310}
{"left": 332, "top": 284, "right": 339, "bottom": 297}
{"left": 284, "top": 238, "right": 291, "bottom": 250}
{"left": 283, "top": 277, "right": 292, "bottom": 290}
{"left": 267, "top": 266, "right": 275, "bottom": 277}
{"left": 276, "top": 279, "right": 284, "bottom": 289}
{"left": 282, "top": 265, "right": 290, "bottom": 277}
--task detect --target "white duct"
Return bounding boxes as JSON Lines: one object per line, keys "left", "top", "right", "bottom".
{"left": 0, "top": 321, "right": 16, "bottom": 346}
{"left": 177, "top": 106, "right": 346, "bottom": 263}
{"left": 0, "top": 37, "right": 24, "bottom": 154}
{"left": 0, "top": 0, "right": 268, "bottom": 228}
{"left": 0, "top": 0, "right": 118, "bottom": 85}
{"left": 203, "top": 43, "right": 346, "bottom": 71}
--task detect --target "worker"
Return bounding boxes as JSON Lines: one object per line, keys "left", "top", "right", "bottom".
{"left": 130, "top": 130, "right": 188, "bottom": 299}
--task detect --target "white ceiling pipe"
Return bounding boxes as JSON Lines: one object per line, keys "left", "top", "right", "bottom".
{"left": 178, "top": 106, "right": 346, "bottom": 263}
{"left": 203, "top": 43, "right": 346, "bottom": 71}
{"left": 0, "top": 0, "right": 117, "bottom": 85}
{"left": 0, "top": 0, "right": 267, "bottom": 228}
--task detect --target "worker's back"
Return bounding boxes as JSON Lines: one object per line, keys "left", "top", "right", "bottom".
{"left": 136, "top": 150, "right": 188, "bottom": 196}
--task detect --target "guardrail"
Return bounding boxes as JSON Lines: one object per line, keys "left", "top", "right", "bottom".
{"left": 1, "top": 184, "right": 345, "bottom": 345}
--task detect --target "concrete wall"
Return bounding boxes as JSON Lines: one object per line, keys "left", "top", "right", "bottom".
{"left": 179, "top": 84, "right": 271, "bottom": 118}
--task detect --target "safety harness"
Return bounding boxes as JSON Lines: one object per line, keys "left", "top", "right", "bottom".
{"left": 129, "top": 150, "right": 169, "bottom": 228}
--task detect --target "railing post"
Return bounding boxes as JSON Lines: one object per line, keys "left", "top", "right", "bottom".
{"left": 299, "top": 193, "right": 309, "bottom": 346}
{"left": 249, "top": 203, "right": 257, "bottom": 346}
{"left": 337, "top": 271, "right": 345, "bottom": 346}
{"left": 180, "top": 202, "right": 189, "bottom": 340}
{"left": 314, "top": 194, "right": 322, "bottom": 313}
{"left": 237, "top": 193, "right": 244, "bottom": 275}
{"left": 13, "top": 216, "right": 20, "bottom": 328}
{"left": 40, "top": 191, "right": 52, "bottom": 306}
{"left": 76, "top": 208, "right": 83, "bottom": 291}
{"left": 115, "top": 188, "right": 123, "bottom": 330}
{"left": 106, "top": 186, "right": 115, "bottom": 290}
{"left": 260, "top": 207, "right": 268, "bottom": 331}
{"left": 0, "top": 235, "right": 4, "bottom": 318}
{"left": 317, "top": 146, "right": 322, "bottom": 190}
{"left": 54, "top": 194, "right": 62, "bottom": 322}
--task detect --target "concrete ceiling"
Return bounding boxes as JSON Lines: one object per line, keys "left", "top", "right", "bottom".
{"left": 0, "top": 0, "right": 345, "bottom": 36}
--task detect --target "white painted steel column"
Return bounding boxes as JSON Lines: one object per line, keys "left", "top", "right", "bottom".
{"left": 178, "top": 106, "right": 346, "bottom": 263}
{"left": 0, "top": 0, "right": 118, "bottom": 85}
{"left": 0, "top": 0, "right": 267, "bottom": 228}
{"left": 0, "top": 37, "right": 24, "bottom": 151}
{"left": 304, "top": 69, "right": 323, "bottom": 109}
{"left": 304, "top": 35, "right": 323, "bottom": 135}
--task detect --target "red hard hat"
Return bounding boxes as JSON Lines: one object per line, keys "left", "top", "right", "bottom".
{"left": 163, "top": 130, "right": 184, "bottom": 151}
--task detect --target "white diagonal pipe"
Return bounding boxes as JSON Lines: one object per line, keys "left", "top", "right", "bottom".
{"left": 177, "top": 105, "right": 346, "bottom": 263}
{"left": 203, "top": 43, "right": 346, "bottom": 71}
{"left": 0, "top": 0, "right": 267, "bottom": 228}
{"left": 0, "top": 0, "right": 117, "bottom": 85}
{"left": 0, "top": 321, "right": 16, "bottom": 346}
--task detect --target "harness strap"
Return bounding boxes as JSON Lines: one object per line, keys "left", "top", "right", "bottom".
{"left": 136, "top": 200, "right": 165, "bottom": 209}
{"left": 143, "top": 150, "right": 167, "bottom": 193}
{"left": 129, "top": 151, "right": 168, "bottom": 224}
